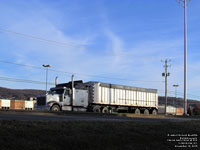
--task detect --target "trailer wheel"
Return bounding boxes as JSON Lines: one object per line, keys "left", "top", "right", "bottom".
{"left": 152, "top": 109, "right": 157, "bottom": 115}
{"left": 51, "top": 105, "right": 61, "bottom": 111}
{"left": 102, "top": 107, "right": 109, "bottom": 113}
{"left": 93, "top": 106, "right": 101, "bottom": 113}
{"left": 144, "top": 109, "right": 149, "bottom": 115}
{"left": 135, "top": 108, "right": 140, "bottom": 115}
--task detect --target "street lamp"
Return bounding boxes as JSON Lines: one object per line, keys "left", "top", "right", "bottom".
{"left": 42, "top": 64, "right": 52, "bottom": 94}
{"left": 173, "top": 84, "right": 179, "bottom": 108}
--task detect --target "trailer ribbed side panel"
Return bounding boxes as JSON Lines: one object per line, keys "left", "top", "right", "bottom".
{"left": 93, "top": 82, "right": 158, "bottom": 108}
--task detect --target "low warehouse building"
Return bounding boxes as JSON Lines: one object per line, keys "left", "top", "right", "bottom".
{"left": 176, "top": 108, "right": 184, "bottom": 116}
{"left": 158, "top": 105, "right": 184, "bottom": 115}
{"left": 10, "top": 100, "right": 25, "bottom": 110}
{"left": 0, "top": 99, "right": 34, "bottom": 110}
{"left": 158, "top": 105, "right": 176, "bottom": 115}
{"left": 0, "top": 99, "right": 11, "bottom": 109}
{"left": 25, "top": 101, "right": 34, "bottom": 110}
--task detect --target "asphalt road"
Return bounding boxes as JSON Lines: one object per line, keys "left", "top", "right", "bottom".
{"left": 0, "top": 110, "right": 199, "bottom": 122}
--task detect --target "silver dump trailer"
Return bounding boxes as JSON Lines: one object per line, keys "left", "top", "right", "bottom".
{"left": 37, "top": 81, "right": 158, "bottom": 114}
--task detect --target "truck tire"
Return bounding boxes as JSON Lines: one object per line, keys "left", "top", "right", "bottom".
{"left": 51, "top": 105, "right": 61, "bottom": 111}
{"left": 93, "top": 106, "right": 101, "bottom": 113}
{"left": 144, "top": 109, "right": 149, "bottom": 115}
{"left": 135, "top": 108, "right": 140, "bottom": 115}
{"left": 102, "top": 107, "right": 109, "bottom": 113}
{"left": 152, "top": 109, "right": 157, "bottom": 115}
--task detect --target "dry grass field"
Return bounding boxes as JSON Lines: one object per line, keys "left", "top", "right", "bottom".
{"left": 0, "top": 120, "right": 199, "bottom": 150}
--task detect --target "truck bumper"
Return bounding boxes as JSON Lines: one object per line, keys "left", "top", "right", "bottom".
{"left": 34, "top": 105, "right": 51, "bottom": 111}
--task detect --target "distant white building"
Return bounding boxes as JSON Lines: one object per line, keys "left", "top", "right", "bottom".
{"left": 158, "top": 105, "right": 176, "bottom": 115}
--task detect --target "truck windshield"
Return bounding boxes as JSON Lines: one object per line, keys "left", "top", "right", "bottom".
{"left": 50, "top": 89, "right": 64, "bottom": 95}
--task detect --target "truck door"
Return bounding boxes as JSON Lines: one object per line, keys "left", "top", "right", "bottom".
{"left": 63, "top": 89, "right": 71, "bottom": 105}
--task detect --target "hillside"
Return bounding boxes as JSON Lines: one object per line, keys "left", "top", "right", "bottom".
{"left": 0, "top": 87, "right": 45, "bottom": 100}
{"left": 158, "top": 96, "right": 200, "bottom": 107}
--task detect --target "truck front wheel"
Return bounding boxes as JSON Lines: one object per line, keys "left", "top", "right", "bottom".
{"left": 51, "top": 105, "right": 61, "bottom": 111}
{"left": 93, "top": 106, "right": 101, "bottom": 113}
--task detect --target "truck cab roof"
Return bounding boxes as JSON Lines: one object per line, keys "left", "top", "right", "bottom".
{"left": 50, "top": 87, "right": 67, "bottom": 91}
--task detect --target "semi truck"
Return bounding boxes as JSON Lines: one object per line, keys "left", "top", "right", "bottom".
{"left": 37, "top": 80, "right": 158, "bottom": 114}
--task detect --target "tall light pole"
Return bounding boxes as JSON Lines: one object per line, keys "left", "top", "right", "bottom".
{"left": 177, "top": 0, "right": 191, "bottom": 115}
{"left": 42, "top": 64, "right": 51, "bottom": 94}
{"left": 173, "top": 84, "right": 179, "bottom": 108}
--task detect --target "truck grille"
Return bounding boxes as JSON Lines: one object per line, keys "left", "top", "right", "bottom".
{"left": 37, "top": 96, "right": 46, "bottom": 105}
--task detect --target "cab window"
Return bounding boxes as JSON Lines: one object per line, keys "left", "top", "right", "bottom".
{"left": 65, "top": 90, "right": 70, "bottom": 96}
{"left": 50, "top": 89, "right": 64, "bottom": 95}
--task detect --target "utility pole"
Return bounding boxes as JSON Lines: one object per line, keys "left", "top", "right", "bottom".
{"left": 162, "top": 59, "right": 171, "bottom": 115}
{"left": 177, "top": 0, "right": 191, "bottom": 115}
{"left": 71, "top": 74, "right": 74, "bottom": 111}
{"left": 173, "top": 84, "right": 179, "bottom": 108}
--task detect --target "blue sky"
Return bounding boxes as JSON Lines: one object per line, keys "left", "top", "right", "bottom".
{"left": 0, "top": 0, "right": 199, "bottom": 100}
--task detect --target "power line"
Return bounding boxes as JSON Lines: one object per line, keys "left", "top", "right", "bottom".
{"left": 0, "top": 28, "right": 84, "bottom": 48}
{"left": 0, "top": 76, "right": 199, "bottom": 100}
{"left": 0, "top": 76, "right": 54, "bottom": 85}
{"left": 158, "top": 90, "right": 200, "bottom": 100}
{"left": 0, "top": 28, "right": 180, "bottom": 61}
{"left": 0, "top": 60, "right": 42, "bottom": 69}
{"left": 50, "top": 68, "right": 163, "bottom": 83}
{"left": 0, "top": 60, "right": 163, "bottom": 83}
{"left": 1, "top": 76, "right": 199, "bottom": 99}
{"left": 0, "top": 61, "right": 199, "bottom": 98}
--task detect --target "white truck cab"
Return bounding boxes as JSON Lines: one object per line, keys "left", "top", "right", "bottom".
{"left": 37, "top": 85, "right": 88, "bottom": 111}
